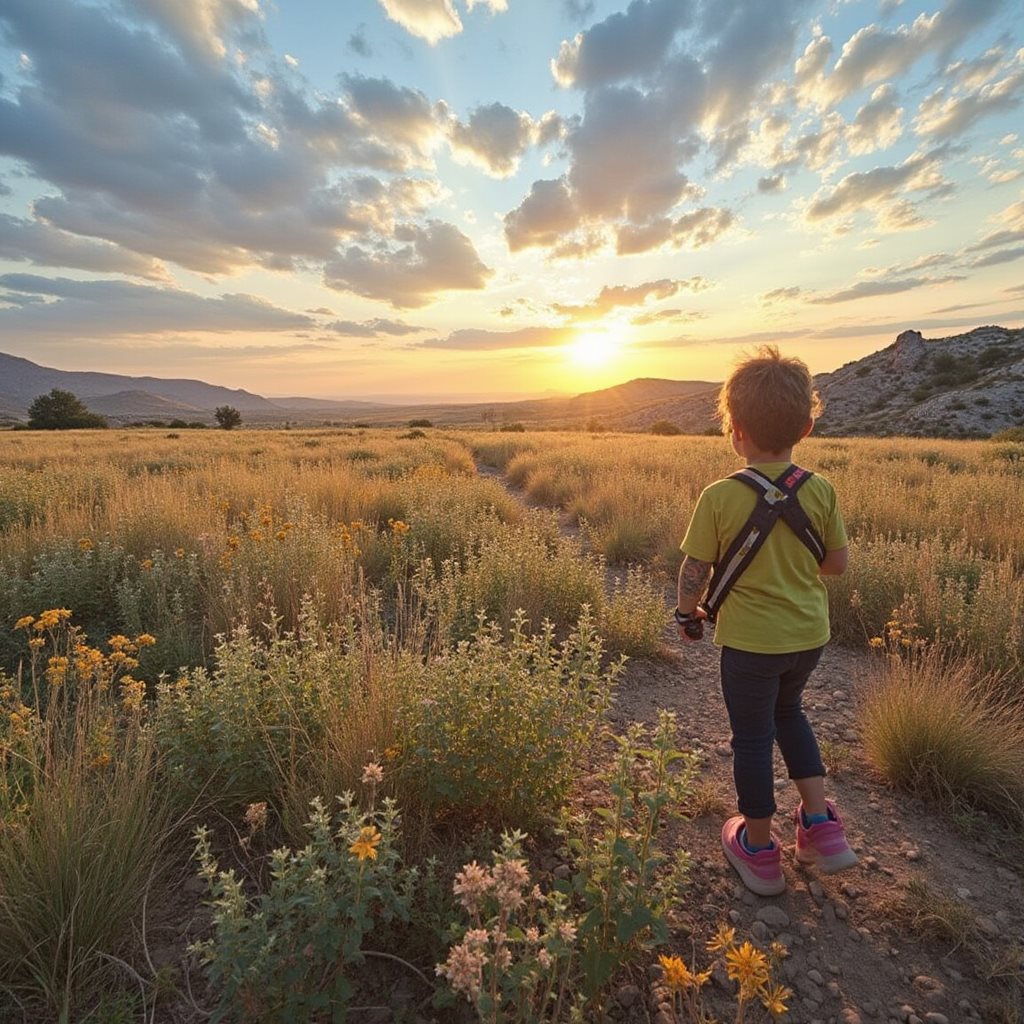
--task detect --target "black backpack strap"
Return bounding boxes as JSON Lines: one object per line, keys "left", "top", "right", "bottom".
{"left": 702, "top": 464, "right": 826, "bottom": 621}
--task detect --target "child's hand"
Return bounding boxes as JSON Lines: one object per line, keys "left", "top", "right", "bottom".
{"left": 675, "top": 608, "right": 706, "bottom": 643}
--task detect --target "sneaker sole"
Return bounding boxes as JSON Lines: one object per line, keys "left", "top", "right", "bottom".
{"left": 723, "top": 843, "right": 786, "bottom": 896}
{"left": 795, "top": 846, "right": 859, "bottom": 874}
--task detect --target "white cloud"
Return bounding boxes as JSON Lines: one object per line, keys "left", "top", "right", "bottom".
{"left": 376, "top": 0, "right": 462, "bottom": 45}
{"left": 448, "top": 102, "right": 536, "bottom": 177}
{"left": 847, "top": 84, "right": 903, "bottom": 155}
{"left": 420, "top": 325, "right": 575, "bottom": 350}
{"left": 551, "top": 0, "right": 693, "bottom": 89}
{"left": 810, "top": 273, "right": 965, "bottom": 303}
{"left": 551, "top": 276, "right": 710, "bottom": 320}
{"left": 323, "top": 220, "right": 492, "bottom": 307}
{"left": 819, "top": 0, "right": 1007, "bottom": 106}
{"left": 504, "top": 178, "right": 581, "bottom": 252}
{"left": 0, "top": 273, "right": 313, "bottom": 335}
{"left": 914, "top": 57, "right": 1024, "bottom": 140}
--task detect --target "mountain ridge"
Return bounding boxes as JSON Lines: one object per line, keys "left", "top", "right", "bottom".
{"left": 1, "top": 325, "right": 1022, "bottom": 436}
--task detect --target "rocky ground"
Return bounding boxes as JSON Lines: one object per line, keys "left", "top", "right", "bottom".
{"left": 608, "top": 630, "right": 1024, "bottom": 1024}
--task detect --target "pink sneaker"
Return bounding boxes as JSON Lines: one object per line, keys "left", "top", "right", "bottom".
{"left": 794, "top": 801, "right": 858, "bottom": 874}
{"left": 721, "top": 816, "right": 785, "bottom": 896}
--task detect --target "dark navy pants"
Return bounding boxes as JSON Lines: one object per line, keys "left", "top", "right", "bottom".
{"left": 720, "top": 645, "right": 827, "bottom": 819}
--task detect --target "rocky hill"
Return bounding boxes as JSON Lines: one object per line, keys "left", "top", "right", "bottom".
{"left": 813, "top": 325, "right": 1024, "bottom": 438}
{"left": 598, "top": 325, "right": 1024, "bottom": 439}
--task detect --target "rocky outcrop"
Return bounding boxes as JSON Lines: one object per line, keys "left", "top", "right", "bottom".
{"left": 891, "top": 329, "right": 926, "bottom": 372}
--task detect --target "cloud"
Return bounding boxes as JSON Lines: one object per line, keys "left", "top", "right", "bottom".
{"left": 616, "top": 206, "right": 734, "bottom": 255}
{"left": 969, "top": 245, "right": 1024, "bottom": 267}
{"left": 631, "top": 307, "right": 706, "bottom": 325}
{"left": 504, "top": 178, "right": 581, "bottom": 251}
{"left": 551, "top": 276, "right": 710, "bottom": 321}
{"left": 376, "top": 0, "right": 463, "bottom": 44}
{"left": 563, "top": 0, "right": 596, "bottom": 21}
{"left": 326, "top": 317, "right": 424, "bottom": 337}
{"left": 348, "top": 28, "right": 373, "bottom": 58}
{"left": 757, "top": 174, "right": 785, "bottom": 194}
{"left": 761, "top": 286, "right": 802, "bottom": 304}
{"left": 915, "top": 58, "right": 1024, "bottom": 140}
{"left": 0, "top": 213, "right": 168, "bottom": 279}
{"left": 805, "top": 148, "right": 951, "bottom": 229}
{"left": 420, "top": 325, "right": 575, "bottom": 350}
{"left": 819, "top": 0, "right": 1006, "bottom": 106}
{"left": 375, "top": 0, "right": 507, "bottom": 44}
{"left": 0, "top": 273, "right": 314, "bottom": 335}
{"left": 551, "top": 0, "right": 693, "bottom": 89}
{"left": 810, "top": 273, "right": 965, "bottom": 304}
{"left": 323, "top": 219, "right": 491, "bottom": 307}
{"left": 343, "top": 74, "right": 445, "bottom": 167}
{"left": 847, "top": 84, "right": 903, "bottom": 155}
{"left": 448, "top": 102, "right": 536, "bottom": 177}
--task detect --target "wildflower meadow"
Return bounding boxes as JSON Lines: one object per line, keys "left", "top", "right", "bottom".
{"left": 0, "top": 425, "right": 1021, "bottom": 1021}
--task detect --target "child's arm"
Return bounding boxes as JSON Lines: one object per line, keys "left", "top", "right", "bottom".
{"left": 677, "top": 555, "right": 713, "bottom": 612}
{"left": 819, "top": 545, "right": 848, "bottom": 576}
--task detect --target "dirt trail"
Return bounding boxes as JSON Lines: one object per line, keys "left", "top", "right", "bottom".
{"left": 483, "top": 461, "right": 1024, "bottom": 1024}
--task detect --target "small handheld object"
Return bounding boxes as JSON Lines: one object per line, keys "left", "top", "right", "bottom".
{"left": 673, "top": 607, "right": 704, "bottom": 641}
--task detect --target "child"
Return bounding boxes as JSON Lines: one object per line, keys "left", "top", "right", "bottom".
{"left": 675, "top": 346, "right": 856, "bottom": 896}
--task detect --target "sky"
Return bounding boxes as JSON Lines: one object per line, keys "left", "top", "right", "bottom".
{"left": 0, "top": 0, "right": 1022, "bottom": 401}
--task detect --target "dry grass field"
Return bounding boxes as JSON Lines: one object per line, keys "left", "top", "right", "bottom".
{"left": 1, "top": 425, "right": 1022, "bottom": 1022}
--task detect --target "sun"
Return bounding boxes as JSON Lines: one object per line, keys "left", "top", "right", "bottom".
{"left": 566, "top": 329, "right": 623, "bottom": 370}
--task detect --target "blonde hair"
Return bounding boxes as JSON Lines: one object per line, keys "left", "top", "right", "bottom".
{"left": 717, "top": 345, "right": 823, "bottom": 453}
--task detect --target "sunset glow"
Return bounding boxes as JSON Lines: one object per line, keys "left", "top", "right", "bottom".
{"left": 0, "top": 1, "right": 1022, "bottom": 401}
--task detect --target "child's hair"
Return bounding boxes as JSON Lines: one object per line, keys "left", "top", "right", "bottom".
{"left": 717, "top": 345, "right": 823, "bottom": 453}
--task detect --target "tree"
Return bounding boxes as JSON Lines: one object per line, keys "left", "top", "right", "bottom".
{"left": 214, "top": 406, "right": 242, "bottom": 430}
{"left": 27, "top": 389, "right": 107, "bottom": 429}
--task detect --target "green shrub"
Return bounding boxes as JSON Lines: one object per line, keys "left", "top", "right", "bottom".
{"left": 193, "top": 794, "right": 415, "bottom": 1023}
{"left": 399, "top": 612, "right": 619, "bottom": 827}
{"left": 649, "top": 420, "right": 682, "bottom": 436}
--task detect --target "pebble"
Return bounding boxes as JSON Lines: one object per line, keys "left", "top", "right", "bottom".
{"left": 834, "top": 901, "right": 849, "bottom": 920}
{"left": 807, "top": 968, "right": 825, "bottom": 985}
{"left": 905, "top": 848, "right": 921, "bottom": 862}
{"left": 808, "top": 880, "right": 825, "bottom": 901}
{"left": 864, "top": 855, "right": 879, "bottom": 870}
{"left": 843, "top": 729, "right": 858, "bottom": 742}
{"left": 923, "top": 1016, "right": 949, "bottom": 1024}
{"left": 755, "top": 905, "right": 791, "bottom": 929}
{"left": 996, "top": 866, "right": 1018, "bottom": 883}
{"left": 715, "top": 743, "right": 732, "bottom": 757}
{"left": 976, "top": 915, "right": 1000, "bottom": 938}
{"left": 615, "top": 984, "right": 640, "bottom": 1008}
{"left": 838, "top": 1011, "right": 862, "bottom": 1024}
{"left": 751, "top": 920, "right": 769, "bottom": 942}
{"left": 728, "top": 909, "right": 742, "bottom": 924}
{"left": 553, "top": 864, "right": 571, "bottom": 880}
{"left": 842, "top": 883, "right": 861, "bottom": 899}
{"left": 955, "top": 887, "right": 971, "bottom": 900}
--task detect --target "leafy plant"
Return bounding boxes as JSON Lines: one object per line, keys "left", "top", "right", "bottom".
{"left": 192, "top": 793, "right": 416, "bottom": 1023}
{"left": 559, "top": 712, "right": 696, "bottom": 997}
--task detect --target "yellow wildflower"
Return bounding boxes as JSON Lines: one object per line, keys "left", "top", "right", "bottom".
{"left": 45, "top": 656, "right": 68, "bottom": 687}
{"left": 384, "top": 745, "right": 401, "bottom": 760}
{"left": 349, "top": 825, "right": 382, "bottom": 862}
{"left": 135, "top": 633, "right": 157, "bottom": 647}
{"left": 658, "top": 954, "right": 709, "bottom": 993}
{"left": 78, "top": 538, "right": 94, "bottom": 551}
{"left": 275, "top": 530, "right": 288, "bottom": 541}
{"left": 724, "top": 941, "right": 770, "bottom": 995}
{"left": 759, "top": 982, "right": 792, "bottom": 1016}
{"left": 34, "top": 608, "right": 72, "bottom": 631}
{"left": 28, "top": 637, "right": 45, "bottom": 650}
{"left": 174, "top": 547, "right": 185, "bottom": 558}
{"left": 140, "top": 558, "right": 154, "bottom": 572}
{"left": 14, "top": 615, "right": 35, "bottom": 630}
{"left": 91, "top": 751, "right": 112, "bottom": 769}
{"left": 706, "top": 923, "right": 736, "bottom": 953}
{"left": 248, "top": 529, "right": 263, "bottom": 542}
{"left": 868, "top": 637, "right": 884, "bottom": 648}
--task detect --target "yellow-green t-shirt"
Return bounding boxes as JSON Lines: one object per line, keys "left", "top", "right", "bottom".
{"left": 680, "top": 462, "right": 847, "bottom": 654}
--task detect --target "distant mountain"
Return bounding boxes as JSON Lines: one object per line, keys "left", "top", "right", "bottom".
{"left": 2, "top": 326, "right": 1021, "bottom": 436}
{"left": 0, "top": 351, "right": 279, "bottom": 417}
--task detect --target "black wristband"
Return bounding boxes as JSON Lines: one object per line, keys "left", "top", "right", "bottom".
{"left": 673, "top": 608, "right": 697, "bottom": 626}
